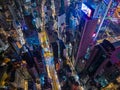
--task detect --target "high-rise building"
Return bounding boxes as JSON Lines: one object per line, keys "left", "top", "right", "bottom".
{"left": 76, "top": 18, "right": 98, "bottom": 61}
{"left": 94, "top": 61, "right": 120, "bottom": 88}
{"left": 84, "top": 40, "right": 115, "bottom": 77}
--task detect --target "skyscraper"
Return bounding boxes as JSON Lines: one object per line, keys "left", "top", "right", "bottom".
{"left": 76, "top": 18, "right": 98, "bottom": 62}
{"left": 85, "top": 40, "right": 115, "bottom": 77}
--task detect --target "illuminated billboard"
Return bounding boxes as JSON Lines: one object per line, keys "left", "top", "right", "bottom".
{"left": 81, "top": 3, "right": 94, "bottom": 18}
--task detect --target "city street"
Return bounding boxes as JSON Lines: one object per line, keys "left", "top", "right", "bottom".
{"left": 0, "top": 0, "right": 120, "bottom": 90}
